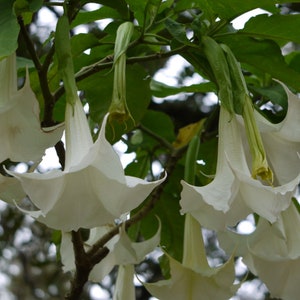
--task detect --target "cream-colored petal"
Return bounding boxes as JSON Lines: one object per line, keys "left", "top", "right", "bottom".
{"left": 8, "top": 169, "right": 65, "bottom": 214}
{"left": 89, "top": 222, "right": 160, "bottom": 282}
{"left": 261, "top": 132, "right": 300, "bottom": 185}
{"left": 243, "top": 255, "right": 300, "bottom": 300}
{"left": 248, "top": 203, "right": 300, "bottom": 259}
{"left": 0, "top": 54, "right": 64, "bottom": 162}
{"left": 145, "top": 254, "right": 237, "bottom": 300}
{"left": 236, "top": 171, "right": 298, "bottom": 223}
{"left": 64, "top": 99, "right": 93, "bottom": 171}
{"left": 276, "top": 83, "right": 300, "bottom": 142}
{"left": 60, "top": 232, "right": 75, "bottom": 272}
{"left": 0, "top": 174, "right": 25, "bottom": 204}
{"left": 113, "top": 265, "right": 135, "bottom": 300}
{"left": 92, "top": 113, "right": 126, "bottom": 182}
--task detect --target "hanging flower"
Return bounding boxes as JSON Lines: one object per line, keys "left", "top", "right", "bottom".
{"left": 253, "top": 83, "right": 300, "bottom": 185}
{"left": 61, "top": 220, "right": 161, "bottom": 283}
{"left": 180, "top": 104, "right": 300, "bottom": 230}
{"left": 220, "top": 201, "right": 300, "bottom": 300}
{"left": 0, "top": 53, "right": 63, "bottom": 163}
{"left": 144, "top": 214, "right": 238, "bottom": 300}
{"left": 109, "top": 22, "right": 134, "bottom": 123}
{"left": 8, "top": 98, "right": 165, "bottom": 231}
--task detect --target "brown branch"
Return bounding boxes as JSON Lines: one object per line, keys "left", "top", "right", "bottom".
{"left": 18, "top": 16, "right": 56, "bottom": 126}
{"left": 64, "top": 231, "right": 107, "bottom": 300}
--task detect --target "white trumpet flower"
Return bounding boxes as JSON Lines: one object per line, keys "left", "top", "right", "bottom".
{"left": 180, "top": 102, "right": 300, "bottom": 230}
{"left": 0, "top": 53, "right": 63, "bottom": 162}
{"left": 145, "top": 214, "right": 237, "bottom": 300}
{"left": 9, "top": 98, "right": 165, "bottom": 231}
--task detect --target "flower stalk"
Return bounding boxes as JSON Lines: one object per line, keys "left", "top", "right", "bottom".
{"left": 221, "top": 44, "right": 273, "bottom": 183}
{"left": 109, "top": 22, "right": 134, "bottom": 122}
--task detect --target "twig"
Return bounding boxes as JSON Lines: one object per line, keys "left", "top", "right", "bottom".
{"left": 64, "top": 231, "right": 109, "bottom": 300}
{"left": 18, "top": 16, "right": 56, "bottom": 126}
{"left": 53, "top": 46, "right": 187, "bottom": 102}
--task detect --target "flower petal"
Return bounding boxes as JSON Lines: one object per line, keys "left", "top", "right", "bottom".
{"left": 0, "top": 54, "right": 64, "bottom": 162}
{"left": 113, "top": 265, "right": 135, "bottom": 300}
{"left": 145, "top": 253, "right": 237, "bottom": 300}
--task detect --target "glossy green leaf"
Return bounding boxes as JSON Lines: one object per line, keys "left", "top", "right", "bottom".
{"left": 71, "top": 6, "right": 123, "bottom": 28}
{"left": 249, "top": 82, "right": 288, "bottom": 111}
{"left": 196, "top": 136, "right": 218, "bottom": 186}
{"left": 241, "top": 14, "right": 300, "bottom": 44}
{"left": 218, "top": 35, "right": 300, "bottom": 91}
{"left": 165, "top": 18, "right": 191, "bottom": 45}
{"left": 198, "top": 0, "right": 277, "bottom": 20}
{"left": 139, "top": 165, "right": 185, "bottom": 261}
{"left": 141, "top": 110, "right": 176, "bottom": 144}
{"left": 151, "top": 79, "right": 216, "bottom": 97}
{"left": 82, "top": 0, "right": 129, "bottom": 18}
{"left": 174, "top": 0, "right": 203, "bottom": 12}
{"left": 70, "top": 33, "right": 100, "bottom": 58}
{"left": 0, "top": 0, "right": 19, "bottom": 59}
{"left": 125, "top": 0, "right": 161, "bottom": 29}
{"left": 125, "top": 150, "right": 151, "bottom": 179}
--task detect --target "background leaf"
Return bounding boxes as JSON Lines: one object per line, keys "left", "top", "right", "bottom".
{"left": 0, "top": 0, "right": 19, "bottom": 59}
{"left": 241, "top": 14, "right": 300, "bottom": 45}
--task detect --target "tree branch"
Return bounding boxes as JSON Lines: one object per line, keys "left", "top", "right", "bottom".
{"left": 53, "top": 46, "right": 187, "bottom": 102}
{"left": 18, "top": 16, "right": 56, "bottom": 126}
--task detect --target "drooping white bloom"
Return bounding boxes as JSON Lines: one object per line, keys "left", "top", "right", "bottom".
{"left": 9, "top": 98, "right": 165, "bottom": 231}
{"left": 180, "top": 103, "right": 300, "bottom": 230}
{"left": 145, "top": 214, "right": 238, "bottom": 300}
{"left": 220, "top": 202, "right": 300, "bottom": 300}
{"left": 61, "top": 221, "right": 161, "bottom": 283}
{"left": 0, "top": 53, "right": 63, "bottom": 162}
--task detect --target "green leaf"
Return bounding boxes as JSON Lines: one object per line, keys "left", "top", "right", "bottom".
{"left": 241, "top": 14, "right": 300, "bottom": 45}
{"left": 141, "top": 110, "right": 176, "bottom": 144}
{"left": 71, "top": 6, "right": 123, "bottom": 28}
{"left": 125, "top": 150, "right": 151, "bottom": 178}
{"left": 125, "top": 0, "right": 146, "bottom": 26}
{"left": 82, "top": 0, "right": 128, "bottom": 19}
{"left": 138, "top": 165, "right": 185, "bottom": 261}
{"left": 125, "top": 0, "right": 161, "bottom": 29}
{"left": 198, "top": 0, "right": 278, "bottom": 20}
{"left": 79, "top": 64, "right": 151, "bottom": 143}
{"left": 218, "top": 35, "right": 300, "bottom": 91}
{"left": 0, "top": 0, "right": 19, "bottom": 59}
{"left": 165, "top": 18, "right": 191, "bottom": 45}
{"left": 70, "top": 33, "right": 100, "bottom": 58}
{"left": 196, "top": 136, "right": 218, "bottom": 186}
{"left": 174, "top": 0, "right": 203, "bottom": 12}
{"left": 150, "top": 79, "right": 216, "bottom": 97}
{"left": 144, "top": 0, "right": 162, "bottom": 29}
{"left": 286, "top": 51, "right": 300, "bottom": 75}
{"left": 249, "top": 83, "right": 288, "bottom": 111}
